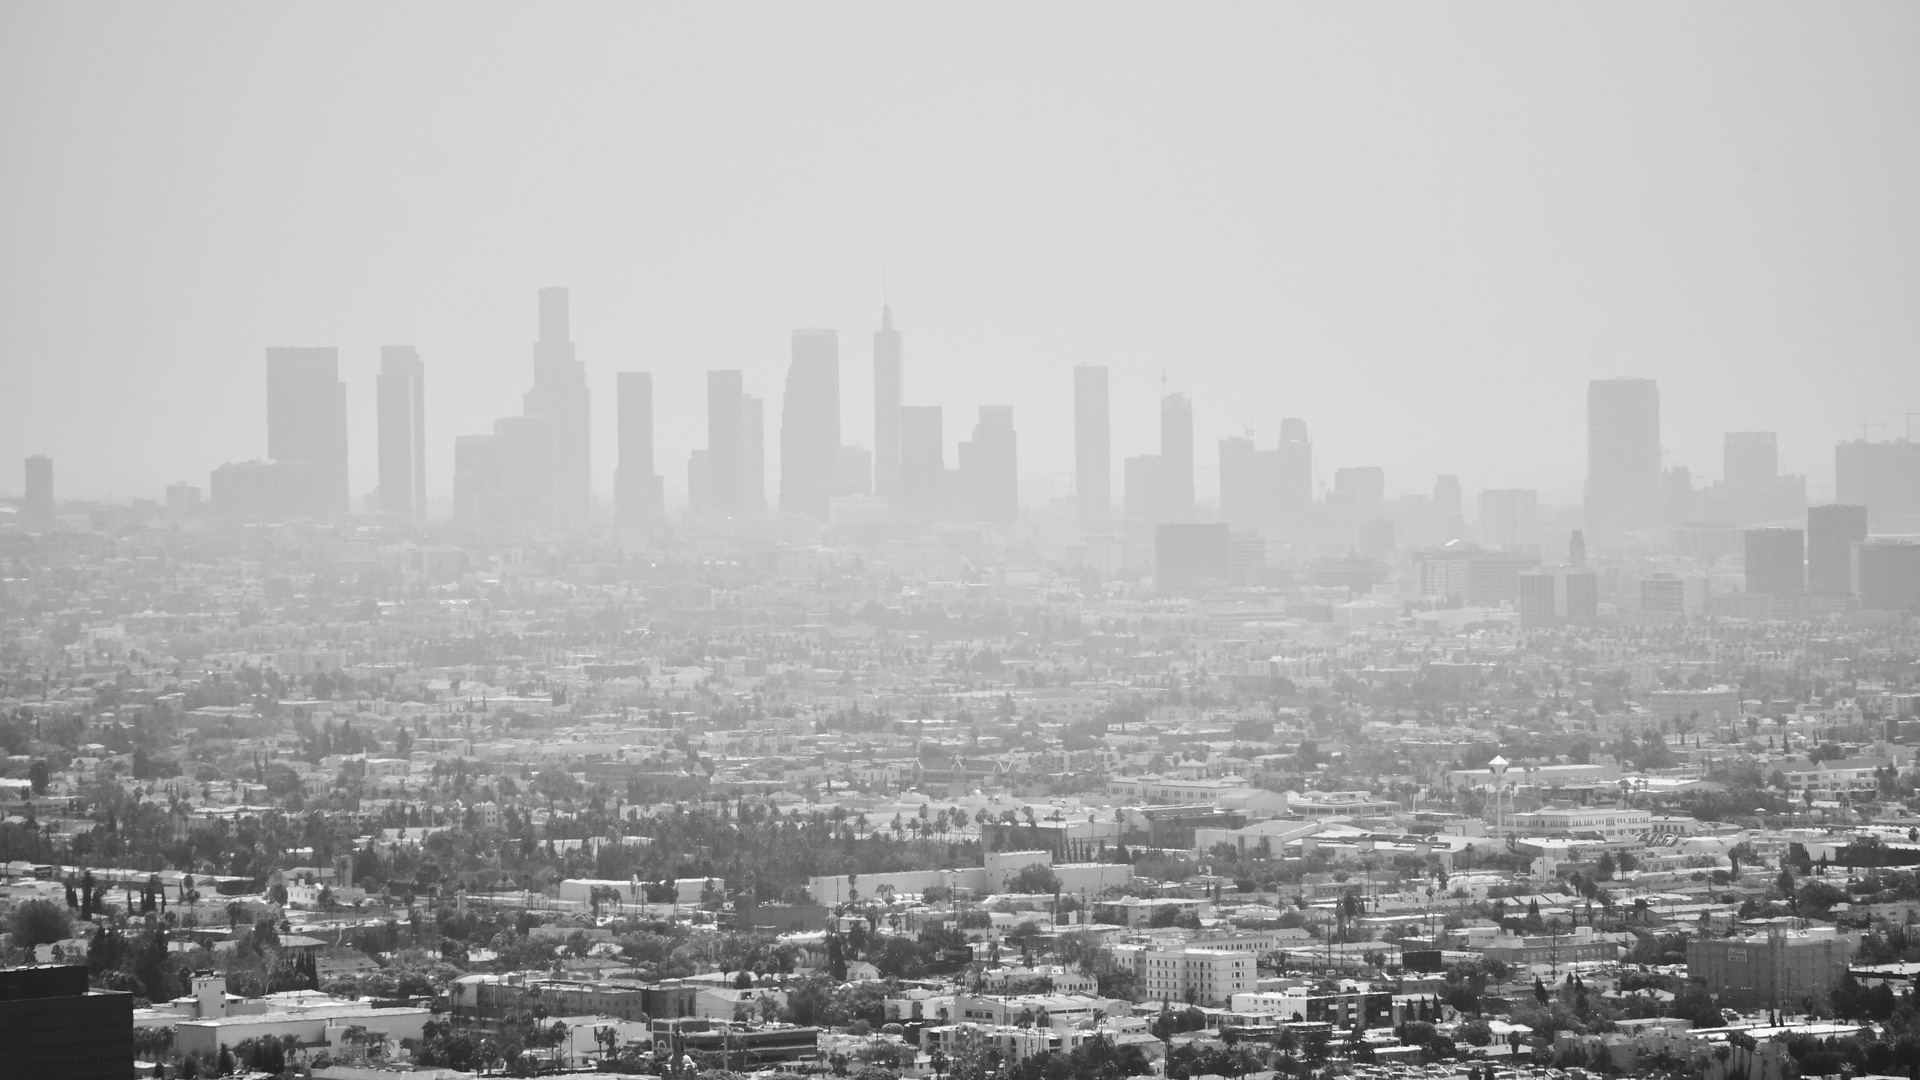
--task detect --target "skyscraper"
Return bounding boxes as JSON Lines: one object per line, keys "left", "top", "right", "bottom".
{"left": 1744, "top": 527, "right": 1805, "bottom": 598}
{"left": 1719, "top": 431, "right": 1804, "bottom": 524}
{"left": 375, "top": 346, "right": 425, "bottom": 517}
{"left": 1585, "top": 377, "right": 1662, "bottom": 539}
{"left": 22, "top": 455, "right": 52, "bottom": 525}
{"left": 780, "top": 329, "right": 841, "bottom": 517}
{"left": 265, "top": 346, "right": 348, "bottom": 517}
{"left": 742, "top": 393, "right": 766, "bottom": 510}
{"left": 1276, "top": 418, "right": 1313, "bottom": 536}
{"left": 1807, "top": 504, "right": 1869, "bottom": 598}
{"left": 1433, "top": 474, "right": 1465, "bottom": 542}
{"left": 873, "top": 306, "right": 903, "bottom": 498}
{"left": 615, "top": 372, "right": 664, "bottom": 525}
{"left": 453, "top": 288, "right": 590, "bottom": 528}
{"left": 960, "top": 406, "right": 1017, "bottom": 524}
{"left": 1836, "top": 438, "right": 1920, "bottom": 529}
{"left": 898, "top": 405, "right": 945, "bottom": 520}
{"left": 703, "top": 370, "right": 744, "bottom": 512}
{"left": 1161, "top": 393, "right": 1194, "bottom": 522}
{"left": 1074, "top": 366, "right": 1110, "bottom": 521}
{"left": 523, "top": 286, "right": 591, "bottom": 526}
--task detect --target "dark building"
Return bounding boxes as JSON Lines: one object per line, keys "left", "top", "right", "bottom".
{"left": 1744, "top": 527, "right": 1805, "bottom": 598}
{"left": 0, "top": 964, "right": 133, "bottom": 1080}
{"left": 1808, "top": 504, "right": 1869, "bottom": 598}
{"left": 1687, "top": 929, "right": 1849, "bottom": 1008}
{"left": 1156, "top": 523, "right": 1231, "bottom": 589}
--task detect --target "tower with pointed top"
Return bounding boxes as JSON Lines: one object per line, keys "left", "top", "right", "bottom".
{"left": 873, "top": 305, "right": 903, "bottom": 498}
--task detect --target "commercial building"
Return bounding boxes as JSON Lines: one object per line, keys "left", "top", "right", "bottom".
{"left": 1483, "top": 927, "right": 1625, "bottom": 967}
{"left": 898, "top": 405, "right": 946, "bottom": 520}
{"left": 1687, "top": 927, "right": 1851, "bottom": 1008}
{"left": 960, "top": 406, "right": 1018, "bottom": 524}
{"left": 1508, "top": 806, "right": 1650, "bottom": 841}
{"left": 1744, "top": 527, "right": 1805, "bottom": 598}
{"left": 22, "top": 454, "right": 52, "bottom": 524}
{"left": 1230, "top": 988, "right": 1393, "bottom": 1028}
{"left": 0, "top": 964, "right": 132, "bottom": 1080}
{"left": 1276, "top": 419, "right": 1313, "bottom": 537}
{"left": 615, "top": 371, "right": 664, "bottom": 525}
{"left": 873, "top": 305, "right": 904, "bottom": 498}
{"left": 453, "top": 288, "right": 591, "bottom": 527}
{"left": 780, "top": 329, "right": 842, "bottom": 517}
{"left": 1074, "top": 365, "right": 1110, "bottom": 521}
{"left": 1836, "top": 438, "right": 1920, "bottom": 530}
{"left": 1856, "top": 539, "right": 1920, "bottom": 612}
{"left": 374, "top": 345, "right": 426, "bottom": 517}
{"left": 1585, "top": 377, "right": 1662, "bottom": 539}
{"left": 1518, "top": 567, "right": 1599, "bottom": 628}
{"left": 265, "top": 346, "right": 349, "bottom": 517}
{"left": 1134, "top": 946, "right": 1256, "bottom": 1007}
{"left": 1807, "top": 504, "right": 1869, "bottom": 597}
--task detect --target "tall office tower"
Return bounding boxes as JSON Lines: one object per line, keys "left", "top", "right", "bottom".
{"left": 1744, "top": 527, "right": 1805, "bottom": 597}
{"left": 1720, "top": 431, "right": 1805, "bottom": 524}
{"left": 1807, "top": 504, "right": 1869, "bottom": 598}
{"left": 1218, "top": 437, "right": 1261, "bottom": 530}
{"left": 699, "top": 370, "right": 745, "bottom": 512}
{"left": 781, "top": 329, "right": 841, "bottom": 517}
{"left": 1074, "top": 366, "right": 1111, "bottom": 521}
{"left": 1585, "top": 377, "right": 1662, "bottom": 539}
{"left": 1275, "top": 418, "right": 1313, "bottom": 535}
{"left": 1836, "top": 438, "right": 1920, "bottom": 530}
{"left": 959, "top": 406, "right": 1018, "bottom": 524}
{"left": 375, "top": 346, "right": 426, "bottom": 517}
{"left": 1433, "top": 474, "right": 1465, "bottom": 541}
{"left": 1160, "top": 393, "right": 1195, "bottom": 522}
{"left": 1569, "top": 530, "right": 1587, "bottom": 568}
{"left": 873, "top": 306, "right": 903, "bottom": 497}
{"left": 1478, "top": 488, "right": 1539, "bottom": 550}
{"left": 614, "top": 372, "right": 664, "bottom": 525}
{"left": 265, "top": 346, "right": 348, "bottom": 517}
{"left": 523, "top": 287, "right": 591, "bottom": 526}
{"left": 742, "top": 394, "right": 766, "bottom": 509}
{"left": 22, "top": 455, "right": 52, "bottom": 524}
{"left": 1856, "top": 539, "right": 1920, "bottom": 612}
{"left": 898, "top": 405, "right": 945, "bottom": 519}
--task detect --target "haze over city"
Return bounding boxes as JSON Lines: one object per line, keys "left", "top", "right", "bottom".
{"left": 3, "top": 4, "right": 1917, "bottom": 509}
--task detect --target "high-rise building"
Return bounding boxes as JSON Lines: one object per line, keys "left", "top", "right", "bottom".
{"left": 1856, "top": 539, "right": 1920, "bottom": 612}
{"left": 375, "top": 346, "right": 426, "bottom": 517}
{"left": 898, "top": 405, "right": 945, "bottom": 520}
{"left": 1161, "top": 393, "right": 1194, "bottom": 522}
{"left": 1433, "top": 475, "right": 1465, "bottom": 542}
{"left": 265, "top": 346, "right": 348, "bottom": 517}
{"left": 453, "top": 289, "right": 590, "bottom": 528}
{"left": 959, "top": 406, "right": 1017, "bottom": 524}
{"left": 781, "top": 330, "right": 841, "bottom": 517}
{"left": 1478, "top": 489, "right": 1539, "bottom": 551}
{"left": 1519, "top": 568, "right": 1598, "bottom": 628}
{"left": 1836, "top": 438, "right": 1920, "bottom": 530}
{"left": 1744, "top": 527, "right": 1805, "bottom": 598}
{"left": 1074, "top": 365, "right": 1111, "bottom": 521}
{"left": 1219, "top": 436, "right": 1262, "bottom": 530}
{"left": 1718, "top": 431, "right": 1805, "bottom": 524}
{"left": 524, "top": 286, "right": 591, "bottom": 526}
{"left": 873, "top": 305, "right": 903, "bottom": 497}
{"left": 700, "top": 370, "right": 745, "bottom": 512}
{"left": 1276, "top": 419, "right": 1313, "bottom": 537}
{"left": 22, "top": 455, "right": 52, "bottom": 524}
{"left": 1585, "top": 377, "right": 1662, "bottom": 539}
{"left": 615, "top": 372, "right": 664, "bottom": 525}
{"left": 1807, "top": 504, "right": 1869, "bottom": 598}
{"left": 742, "top": 394, "right": 766, "bottom": 510}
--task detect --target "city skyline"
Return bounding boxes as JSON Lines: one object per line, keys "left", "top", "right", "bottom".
{"left": 4, "top": 6, "right": 1916, "bottom": 506}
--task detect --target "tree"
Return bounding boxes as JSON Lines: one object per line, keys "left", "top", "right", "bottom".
{"left": 1007, "top": 863, "right": 1061, "bottom": 895}
{"left": 7, "top": 899, "right": 74, "bottom": 949}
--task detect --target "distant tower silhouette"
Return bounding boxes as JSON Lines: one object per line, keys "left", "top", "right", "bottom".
{"left": 873, "top": 305, "right": 903, "bottom": 498}
{"left": 265, "top": 346, "right": 348, "bottom": 517}
{"left": 376, "top": 346, "right": 425, "bottom": 517}
{"left": 780, "top": 330, "right": 841, "bottom": 517}
{"left": 1568, "top": 530, "right": 1587, "bottom": 568}
{"left": 615, "top": 372, "right": 664, "bottom": 525}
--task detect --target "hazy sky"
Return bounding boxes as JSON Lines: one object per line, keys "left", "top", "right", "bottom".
{"left": 3, "top": 4, "right": 1917, "bottom": 511}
